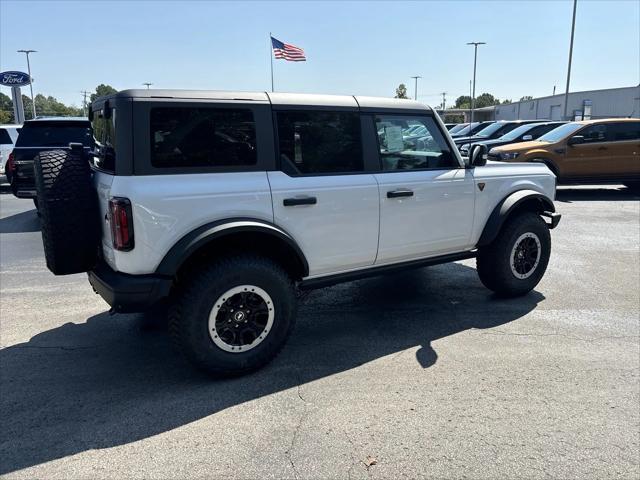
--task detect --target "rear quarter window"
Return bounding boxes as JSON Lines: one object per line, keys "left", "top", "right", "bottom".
{"left": 150, "top": 107, "right": 257, "bottom": 168}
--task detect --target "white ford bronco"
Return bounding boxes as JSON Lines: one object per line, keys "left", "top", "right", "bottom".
{"left": 33, "top": 90, "right": 561, "bottom": 376}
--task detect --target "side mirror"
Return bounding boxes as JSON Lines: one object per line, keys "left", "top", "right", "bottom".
{"left": 568, "top": 135, "right": 584, "bottom": 146}
{"left": 522, "top": 134, "right": 533, "bottom": 141}
{"left": 467, "top": 144, "right": 487, "bottom": 168}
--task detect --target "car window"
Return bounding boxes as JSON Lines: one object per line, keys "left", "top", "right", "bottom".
{"left": 529, "top": 124, "right": 562, "bottom": 138}
{"left": 150, "top": 107, "right": 257, "bottom": 168}
{"left": 276, "top": 111, "right": 363, "bottom": 175}
{"left": 375, "top": 115, "right": 458, "bottom": 171}
{"left": 15, "top": 122, "right": 93, "bottom": 147}
{"left": 580, "top": 124, "right": 607, "bottom": 143}
{"left": 0, "top": 129, "right": 12, "bottom": 144}
{"left": 608, "top": 122, "right": 640, "bottom": 141}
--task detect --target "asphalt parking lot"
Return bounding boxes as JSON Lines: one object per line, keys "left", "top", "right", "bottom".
{"left": 0, "top": 186, "right": 638, "bottom": 479}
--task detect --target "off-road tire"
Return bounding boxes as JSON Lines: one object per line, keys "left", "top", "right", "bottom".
{"left": 477, "top": 212, "right": 551, "bottom": 297}
{"left": 34, "top": 149, "right": 100, "bottom": 275}
{"left": 169, "top": 255, "right": 297, "bottom": 377}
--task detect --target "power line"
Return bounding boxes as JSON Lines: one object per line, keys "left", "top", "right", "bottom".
{"left": 80, "top": 90, "right": 90, "bottom": 116}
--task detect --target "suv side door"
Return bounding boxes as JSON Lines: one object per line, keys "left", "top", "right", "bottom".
{"left": 563, "top": 123, "right": 610, "bottom": 178}
{"left": 269, "top": 109, "right": 380, "bottom": 277}
{"left": 370, "top": 113, "right": 475, "bottom": 264}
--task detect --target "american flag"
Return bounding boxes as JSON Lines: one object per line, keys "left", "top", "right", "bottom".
{"left": 271, "top": 36, "right": 306, "bottom": 62}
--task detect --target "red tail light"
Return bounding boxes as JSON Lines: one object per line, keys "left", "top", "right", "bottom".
{"left": 109, "top": 197, "right": 134, "bottom": 251}
{"left": 7, "top": 151, "right": 15, "bottom": 173}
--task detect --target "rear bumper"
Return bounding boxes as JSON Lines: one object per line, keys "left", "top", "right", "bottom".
{"left": 88, "top": 263, "right": 173, "bottom": 313}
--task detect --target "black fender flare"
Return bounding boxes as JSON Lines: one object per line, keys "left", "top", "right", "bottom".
{"left": 155, "top": 218, "right": 309, "bottom": 277}
{"left": 477, "top": 190, "right": 556, "bottom": 247}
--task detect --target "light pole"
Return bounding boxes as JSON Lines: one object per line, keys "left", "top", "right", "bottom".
{"left": 143, "top": 83, "right": 153, "bottom": 89}
{"left": 410, "top": 76, "right": 421, "bottom": 100}
{"left": 563, "top": 0, "right": 578, "bottom": 120}
{"left": 17, "top": 49, "right": 37, "bottom": 119}
{"left": 466, "top": 42, "right": 486, "bottom": 123}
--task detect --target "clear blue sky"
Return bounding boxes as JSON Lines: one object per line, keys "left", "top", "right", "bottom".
{"left": 1, "top": 0, "right": 638, "bottom": 108}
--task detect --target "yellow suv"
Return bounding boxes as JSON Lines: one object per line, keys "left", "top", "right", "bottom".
{"left": 487, "top": 118, "right": 640, "bottom": 187}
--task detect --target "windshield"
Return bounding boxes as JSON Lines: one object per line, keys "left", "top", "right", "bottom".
{"left": 454, "top": 122, "right": 479, "bottom": 136}
{"left": 537, "top": 122, "right": 582, "bottom": 142}
{"left": 448, "top": 123, "right": 467, "bottom": 134}
{"left": 15, "top": 121, "right": 93, "bottom": 147}
{"left": 475, "top": 122, "right": 508, "bottom": 138}
{"left": 499, "top": 124, "right": 536, "bottom": 141}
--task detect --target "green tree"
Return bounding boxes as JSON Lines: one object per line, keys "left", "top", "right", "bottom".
{"left": 394, "top": 84, "right": 408, "bottom": 99}
{"left": 501, "top": 99, "right": 512, "bottom": 104}
{"left": 474, "top": 93, "right": 501, "bottom": 108}
{"left": 454, "top": 95, "right": 471, "bottom": 108}
{"left": 90, "top": 84, "right": 118, "bottom": 103}
{"left": 21, "top": 94, "right": 83, "bottom": 120}
{"left": 0, "top": 92, "right": 14, "bottom": 123}
{"left": 519, "top": 96, "right": 533, "bottom": 101}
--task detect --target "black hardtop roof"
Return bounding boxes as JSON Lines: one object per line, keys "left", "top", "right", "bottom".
{"left": 91, "top": 89, "right": 433, "bottom": 112}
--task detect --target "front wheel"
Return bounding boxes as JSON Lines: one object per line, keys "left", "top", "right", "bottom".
{"left": 169, "top": 255, "right": 297, "bottom": 377}
{"left": 477, "top": 212, "right": 551, "bottom": 297}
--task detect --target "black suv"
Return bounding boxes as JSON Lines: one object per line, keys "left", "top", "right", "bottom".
{"left": 450, "top": 121, "right": 494, "bottom": 138}
{"left": 10, "top": 117, "right": 94, "bottom": 202}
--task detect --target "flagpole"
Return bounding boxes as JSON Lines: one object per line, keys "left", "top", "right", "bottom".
{"left": 269, "top": 32, "right": 274, "bottom": 92}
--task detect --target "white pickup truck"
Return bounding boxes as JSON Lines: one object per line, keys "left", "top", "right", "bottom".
{"left": 33, "top": 90, "right": 561, "bottom": 376}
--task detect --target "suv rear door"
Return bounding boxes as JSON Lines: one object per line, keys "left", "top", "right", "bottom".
{"left": 371, "top": 113, "right": 475, "bottom": 264}
{"left": 269, "top": 109, "right": 379, "bottom": 277}
{"left": 606, "top": 121, "right": 640, "bottom": 177}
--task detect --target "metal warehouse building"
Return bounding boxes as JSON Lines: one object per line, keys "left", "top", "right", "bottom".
{"left": 474, "top": 84, "right": 640, "bottom": 121}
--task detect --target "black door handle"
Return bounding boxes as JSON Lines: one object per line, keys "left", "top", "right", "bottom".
{"left": 283, "top": 196, "right": 317, "bottom": 206}
{"left": 387, "top": 189, "right": 414, "bottom": 199}
{"left": 598, "top": 146, "right": 608, "bottom": 151}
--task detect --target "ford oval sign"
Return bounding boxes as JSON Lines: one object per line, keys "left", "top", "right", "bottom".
{"left": 0, "top": 71, "right": 32, "bottom": 87}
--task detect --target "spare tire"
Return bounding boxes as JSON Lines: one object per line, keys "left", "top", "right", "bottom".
{"left": 34, "top": 148, "right": 100, "bottom": 275}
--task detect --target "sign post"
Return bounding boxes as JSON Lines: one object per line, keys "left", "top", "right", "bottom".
{"left": 11, "top": 87, "right": 25, "bottom": 124}
{"left": 0, "top": 71, "right": 32, "bottom": 124}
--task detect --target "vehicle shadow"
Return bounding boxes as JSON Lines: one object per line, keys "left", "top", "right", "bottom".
{"left": 556, "top": 186, "right": 640, "bottom": 203}
{"left": 0, "top": 208, "right": 40, "bottom": 233}
{"left": 0, "top": 262, "right": 543, "bottom": 474}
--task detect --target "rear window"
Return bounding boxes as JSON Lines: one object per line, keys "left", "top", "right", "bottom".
{"left": 608, "top": 122, "right": 640, "bottom": 141}
{"left": 15, "top": 121, "right": 92, "bottom": 147}
{"left": 150, "top": 107, "right": 257, "bottom": 168}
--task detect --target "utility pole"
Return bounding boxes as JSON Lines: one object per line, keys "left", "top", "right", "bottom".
{"left": 553, "top": 85, "right": 556, "bottom": 96}
{"left": 410, "top": 76, "right": 422, "bottom": 100}
{"left": 143, "top": 82, "right": 153, "bottom": 89}
{"left": 80, "top": 90, "right": 91, "bottom": 116}
{"left": 440, "top": 92, "right": 447, "bottom": 110}
{"left": 17, "top": 49, "right": 37, "bottom": 119}
{"left": 467, "top": 42, "right": 486, "bottom": 123}
{"left": 563, "top": 0, "right": 578, "bottom": 120}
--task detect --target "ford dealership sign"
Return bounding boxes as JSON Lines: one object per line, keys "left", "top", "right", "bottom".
{"left": 0, "top": 71, "right": 32, "bottom": 87}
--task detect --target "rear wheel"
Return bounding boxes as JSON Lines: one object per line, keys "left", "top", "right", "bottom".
{"left": 169, "top": 255, "right": 296, "bottom": 377}
{"left": 477, "top": 212, "right": 551, "bottom": 297}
